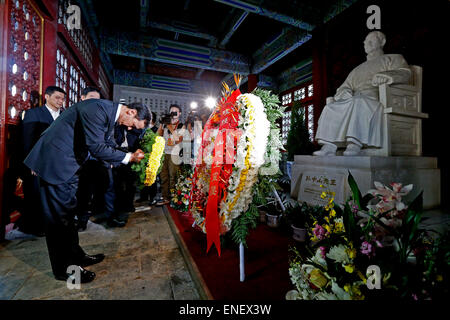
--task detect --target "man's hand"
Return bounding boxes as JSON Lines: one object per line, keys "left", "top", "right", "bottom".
{"left": 130, "top": 149, "right": 145, "bottom": 163}
{"left": 31, "top": 170, "right": 37, "bottom": 176}
{"left": 372, "top": 73, "right": 394, "bottom": 86}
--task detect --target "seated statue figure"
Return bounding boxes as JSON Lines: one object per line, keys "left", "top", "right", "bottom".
{"left": 313, "top": 31, "right": 411, "bottom": 156}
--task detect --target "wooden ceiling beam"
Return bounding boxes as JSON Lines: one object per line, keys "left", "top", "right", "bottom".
{"left": 213, "top": 0, "right": 314, "bottom": 31}
{"left": 219, "top": 10, "right": 248, "bottom": 48}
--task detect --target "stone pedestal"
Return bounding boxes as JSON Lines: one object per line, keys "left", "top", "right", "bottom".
{"left": 291, "top": 155, "right": 441, "bottom": 210}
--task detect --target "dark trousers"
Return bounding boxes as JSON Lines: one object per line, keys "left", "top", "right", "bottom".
{"left": 113, "top": 164, "right": 136, "bottom": 213}
{"left": 103, "top": 166, "right": 116, "bottom": 218}
{"left": 139, "top": 182, "right": 157, "bottom": 201}
{"left": 76, "top": 161, "right": 116, "bottom": 221}
{"left": 40, "top": 175, "right": 85, "bottom": 276}
{"left": 18, "top": 173, "right": 45, "bottom": 234}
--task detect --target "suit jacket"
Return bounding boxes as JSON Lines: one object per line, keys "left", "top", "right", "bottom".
{"left": 24, "top": 99, "right": 127, "bottom": 185}
{"left": 114, "top": 125, "right": 145, "bottom": 153}
{"left": 22, "top": 105, "right": 54, "bottom": 157}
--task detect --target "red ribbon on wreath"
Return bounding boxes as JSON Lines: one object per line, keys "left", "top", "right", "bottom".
{"left": 204, "top": 88, "right": 240, "bottom": 256}
{"left": 188, "top": 76, "right": 242, "bottom": 256}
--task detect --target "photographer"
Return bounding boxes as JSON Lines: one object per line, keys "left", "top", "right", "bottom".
{"left": 156, "top": 104, "right": 185, "bottom": 206}
{"left": 186, "top": 106, "right": 210, "bottom": 161}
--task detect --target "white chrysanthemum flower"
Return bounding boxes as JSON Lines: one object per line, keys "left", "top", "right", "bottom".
{"left": 326, "top": 244, "right": 350, "bottom": 264}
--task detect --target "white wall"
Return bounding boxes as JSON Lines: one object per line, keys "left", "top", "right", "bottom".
{"left": 113, "top": 85, "right": 209, "bottom": 124}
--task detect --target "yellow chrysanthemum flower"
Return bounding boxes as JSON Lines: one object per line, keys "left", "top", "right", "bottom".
{"left": 144, "top": 136, "right": 165, "bottom": 186}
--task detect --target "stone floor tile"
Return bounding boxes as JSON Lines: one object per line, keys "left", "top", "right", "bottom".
{"left": 0, "top": 205, "right": 200, "bottom": 300}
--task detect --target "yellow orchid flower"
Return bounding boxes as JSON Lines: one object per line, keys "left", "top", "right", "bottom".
{"left": 344, "top": 264, "right": 355, "bottom": 273}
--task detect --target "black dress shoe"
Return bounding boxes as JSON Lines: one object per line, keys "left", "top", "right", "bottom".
{"left": 107, "top": 218, "right": 126, "bottom": 228}
{"left": 91, "top": 212, "right": 110, "bottom": 223}
{"left": 77, "top": 221, "right": 88, "bottom": 232}
{"left": 54, "top": 266, "right": 96, "bottom": 283}
{"left": 79, "top": 253, "right": 105, "bottom": 267}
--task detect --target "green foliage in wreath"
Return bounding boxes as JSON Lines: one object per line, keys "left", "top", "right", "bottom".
{"left": 230, "top": 88, "right": 284, "bottom": 246}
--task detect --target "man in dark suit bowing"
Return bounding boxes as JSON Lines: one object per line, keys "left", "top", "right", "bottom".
{"left": 17, "top": 86, "right": 66, "bottom": 236}
{"left": 24, "top": 99, "right": 150, "bottom": 283}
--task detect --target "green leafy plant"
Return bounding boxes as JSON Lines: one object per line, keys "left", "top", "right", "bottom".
{"left": 285, "top": 202, "right": 312, "bottom": 228}
{"left": 286, "top": 101, "right": 315, "bottom": 161}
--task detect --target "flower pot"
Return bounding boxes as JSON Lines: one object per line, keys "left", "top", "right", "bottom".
{"left": 291, "top": 225, "right": 307, "bottom": 242}
{"left": 259, "top": 210, "right": 267, "bottom": 223}
{"left": 266, "top": 213, "right": 281, "bottom": 228}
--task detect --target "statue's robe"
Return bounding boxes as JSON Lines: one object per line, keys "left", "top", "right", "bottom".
{"left": 315, "top": 54, "right": 411, "bottom": 148}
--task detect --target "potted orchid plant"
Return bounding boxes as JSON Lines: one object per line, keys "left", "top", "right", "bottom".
{"left": 287, "top": 171, "right": 449, "bottom": 300}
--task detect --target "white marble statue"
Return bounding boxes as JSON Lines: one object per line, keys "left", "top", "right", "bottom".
{"left": 313, "top": 31, "right": 411, "bottom": 156}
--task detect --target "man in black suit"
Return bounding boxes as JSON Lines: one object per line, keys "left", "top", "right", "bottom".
{"left": 137, "top": 112, "right": 159, "bottom": 205}
{"left": 17, "top": 86, "right": 66, "bottom": 236}
{"left": 24, "top": 99, "right": 150, "bottom": 283}
{"left": 113, "top": 125, "right": 145, "bottom": 217}
{"left": 75, "top": 86, "right": 105, "bottom": 231}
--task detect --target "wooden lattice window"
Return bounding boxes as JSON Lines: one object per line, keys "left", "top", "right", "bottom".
{"left": 99, "top": 64, "right": 110, "bottom": 99}
{"left": 6, "top": 0, "right": 43, "bottom": 123}
{"left": 280, "top": 81, "right": 315, "bottom": 142}
{"left": 55, "top": 48, "right": 68, "bottom": 107}
{"left": 56, "top": 42, "right": 88, "bottom": 107}
{"left": 58, "top": 0, "right": 94, "bottom": 70}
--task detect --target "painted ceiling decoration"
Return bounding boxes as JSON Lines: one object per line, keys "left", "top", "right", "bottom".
{"left": 113, "top": 70, "right": 216, "bottom": 94}
{"left": 101, "top": 31, "right": 251, "bottom": 75}
{"left": 78, "top": 0, "right": 359, "bottom": 93}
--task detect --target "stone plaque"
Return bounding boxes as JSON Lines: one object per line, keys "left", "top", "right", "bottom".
{"left": 298, "top": 171, "right": 347, "bottom": 206}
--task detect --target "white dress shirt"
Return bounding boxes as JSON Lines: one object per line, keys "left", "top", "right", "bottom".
{"left": 45, "top": 105, "right": 61, "bottom": 120}
{"left": 116, "top": 104, "right": 132, "bottom": 164}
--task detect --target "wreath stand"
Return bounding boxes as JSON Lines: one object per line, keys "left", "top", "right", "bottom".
{"left": 239, "top": 185, "right": 286, "bottom": 282}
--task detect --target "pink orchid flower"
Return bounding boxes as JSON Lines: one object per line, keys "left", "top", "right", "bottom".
{"left": 367, "top": 181, "right": 413, "bottom": 213}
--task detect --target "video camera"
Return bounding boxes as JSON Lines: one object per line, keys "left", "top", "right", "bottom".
{"left": 160, "top": 111, "right": 178, "bottom": 125}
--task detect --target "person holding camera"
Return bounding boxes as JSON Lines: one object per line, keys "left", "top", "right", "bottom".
{"left": 156, "top": 104, "right": 185, "bottom": 206}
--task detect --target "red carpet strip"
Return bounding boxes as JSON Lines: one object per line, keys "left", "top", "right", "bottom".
{"left": 166, "top": 205, "right": 298, "bottom": 300}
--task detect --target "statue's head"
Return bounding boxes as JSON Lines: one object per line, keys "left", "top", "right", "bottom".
{"left": 364, "top": 31, "right": 386, "bottom": 55}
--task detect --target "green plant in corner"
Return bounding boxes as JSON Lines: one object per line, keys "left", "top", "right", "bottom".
{"left": 286, "top": 100, "right": 315, "bottom": 161}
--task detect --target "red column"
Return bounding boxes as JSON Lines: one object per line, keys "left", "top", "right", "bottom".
{"left": 312, "top": 27, "right": 328, "bottom": 139}
{"left": 247, "top": 74, "right": 258, "bottom": 92}
{"left": 0, "top": 0, "right": 9, "bottom": 238}
{"left": 41, "top": 1, "right": 58, "bottom": 96}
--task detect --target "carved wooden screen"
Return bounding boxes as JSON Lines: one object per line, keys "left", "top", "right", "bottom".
{"left": 6, "top": 0, "right": 43, "bottom": 124}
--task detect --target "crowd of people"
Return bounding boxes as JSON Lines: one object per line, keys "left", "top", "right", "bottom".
{"left": 8, "top": 85, "right": 211, "bottom": 283}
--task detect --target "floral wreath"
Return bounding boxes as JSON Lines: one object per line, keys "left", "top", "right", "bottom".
{"left": 144, "top": 136, "right": 165, "bottom": 186}
{"left": 132, "top": 130, "right": 165, "bottom": 188}
{"left": 188, "top": 76, "right": 281, "bottom": 255}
